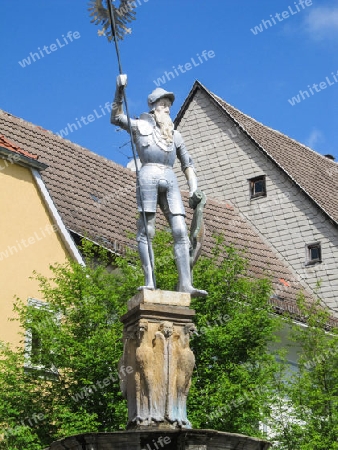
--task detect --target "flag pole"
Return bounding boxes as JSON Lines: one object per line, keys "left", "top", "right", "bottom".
{"left": 107, "top": 0, "right": 156, "bottom": 289}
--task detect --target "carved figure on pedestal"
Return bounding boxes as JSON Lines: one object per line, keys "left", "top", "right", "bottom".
{"left": 165, "top": 324, "right": 180, "bottom": 425}
{"left": 165, "top": 322, "right": 197, "bottom": 428}
{"left": 175, "top": 323, "right": 197, "bottom": 427}
{"left": 153, "top": 321, "right": 174, "bottom": 423}
{"left": 135, "top": 319, "right": 156, "bottom": 425}
{"left": 118, "top": 325, "right": 137, "bottom": 423}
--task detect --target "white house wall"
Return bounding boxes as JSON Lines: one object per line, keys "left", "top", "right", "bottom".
{"left": 175, "top": 88, "right": 338, "bottom": 312}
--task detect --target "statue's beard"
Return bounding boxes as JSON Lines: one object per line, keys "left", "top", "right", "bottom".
{"left": 153, "top": 110, "right": 174, "bottom": 144}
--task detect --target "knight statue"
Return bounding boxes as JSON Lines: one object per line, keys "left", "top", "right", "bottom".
{"left": 111, "top": 74, "right": 207, "bottom": 298}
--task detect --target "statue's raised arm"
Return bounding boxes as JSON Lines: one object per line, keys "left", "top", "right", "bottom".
{"left": 111, "top": 74, "right": 137, "bottom": 131}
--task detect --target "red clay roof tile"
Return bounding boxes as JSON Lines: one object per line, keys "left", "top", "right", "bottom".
{"left": 0, "top": 134, "right": 39, "bottom": 160}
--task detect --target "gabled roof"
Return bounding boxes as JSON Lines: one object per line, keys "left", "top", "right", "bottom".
{"left": 175, "top": 81, "right": 338, "bottom": 226}
{"left": 0, "top": 108, "right": 330, "bottom": 323}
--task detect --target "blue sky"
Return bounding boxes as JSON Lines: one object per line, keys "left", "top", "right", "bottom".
{"left": 1, "top": 0, "right": 337, "bottom": 166}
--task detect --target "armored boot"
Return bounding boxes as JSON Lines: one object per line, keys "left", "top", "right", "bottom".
{"left": 138, "top": 241, "right": 155, "bottom": 290}
{"left": 174, "top": 242, "right": 207, "bottom": 298}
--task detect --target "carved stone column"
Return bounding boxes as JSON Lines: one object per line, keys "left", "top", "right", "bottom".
{"left": 119, "top": 289, "right": 196, "bottom": 429}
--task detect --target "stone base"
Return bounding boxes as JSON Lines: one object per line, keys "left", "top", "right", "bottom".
{"left": 120, "top": 290, "right": 196, "bottom": 428}
{"left": 128, "top": 290, "right": 191, "bottom": 311}
{"left": 46, "top": 429, "right": 271, "bottom": 449}
{"left": 121, "top": 289, "right": 195, "bottom": 329}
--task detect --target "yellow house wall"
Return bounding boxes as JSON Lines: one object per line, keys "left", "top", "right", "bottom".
{"left": 0, "top": 162, "right": 70, "bottom": 348}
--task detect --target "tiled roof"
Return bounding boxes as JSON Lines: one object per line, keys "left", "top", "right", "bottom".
{"left": 177, "top": 82, "right": 338, "bottom": 225}
{"left": 0, "top": 109, "right": 137, "bottom": 250}
{"left": 0, "top": 108, "right": 327, "bottom": 323}
{"left": 0, "top": 134, "right": 39, "bottom": 160}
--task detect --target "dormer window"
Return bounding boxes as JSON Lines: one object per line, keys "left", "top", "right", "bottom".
{"left": 249, "top": 176, "right": 266, "bottom": 199}
{"left": 306, "top": 243, "right": 322, "bottom": 265}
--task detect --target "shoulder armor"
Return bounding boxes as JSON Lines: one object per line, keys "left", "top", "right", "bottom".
{"left": 173, "top": 130, "right": 182, "bottom": 145}
{"left": 137, "top": 113, "right": 156, "bottom": 136}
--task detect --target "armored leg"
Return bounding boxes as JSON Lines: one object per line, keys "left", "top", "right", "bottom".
{"left": 169, "top": 214, "right": 207, "bottom": 298}
{"left": 137, "top": 213, "right": 156, "bottom": 290}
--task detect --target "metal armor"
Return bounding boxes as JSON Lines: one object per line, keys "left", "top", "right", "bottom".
{"left": 113, "top": 112, "right": 194, "bottom": 215}
{"left": 111, "top": 81, "right": 207, "bottom": 297}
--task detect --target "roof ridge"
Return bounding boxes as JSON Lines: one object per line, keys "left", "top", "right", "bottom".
{"left": 0, "top": 109, "right": 51, "bottom": 134}
{"left": 209, "top": 93, "right": 337, "bottom": 165}
{"left": 0, "top": 109, "right": 130, "bottom": 173}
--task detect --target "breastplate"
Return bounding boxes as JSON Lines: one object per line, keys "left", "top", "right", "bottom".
{"left": 135, "top": 114, "right": 176, "bottom": 167}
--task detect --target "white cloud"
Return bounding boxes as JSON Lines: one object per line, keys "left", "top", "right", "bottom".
{"left": 304, "top": 6, "right": 338, "bottom": 39}
{"left": 305, "top": 129, "right": 324, "bottom": 149}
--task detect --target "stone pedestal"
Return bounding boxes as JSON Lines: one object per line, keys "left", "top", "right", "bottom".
{"left": 119, "top": 290, "right": 196, "bottom": 429}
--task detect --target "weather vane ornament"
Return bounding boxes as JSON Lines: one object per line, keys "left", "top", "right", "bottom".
{"left": 88, "top": 0, "right": 136, "bottom": 41}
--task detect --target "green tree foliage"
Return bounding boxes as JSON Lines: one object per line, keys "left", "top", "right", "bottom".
{"left": 270, "top": 295, "right": 338, "bottom": 450}
{"left": 187, "top": 237, "right": 280, "bottom": 437}
{"left": 0, "top": 232, "right": 280, "bottom": 448}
